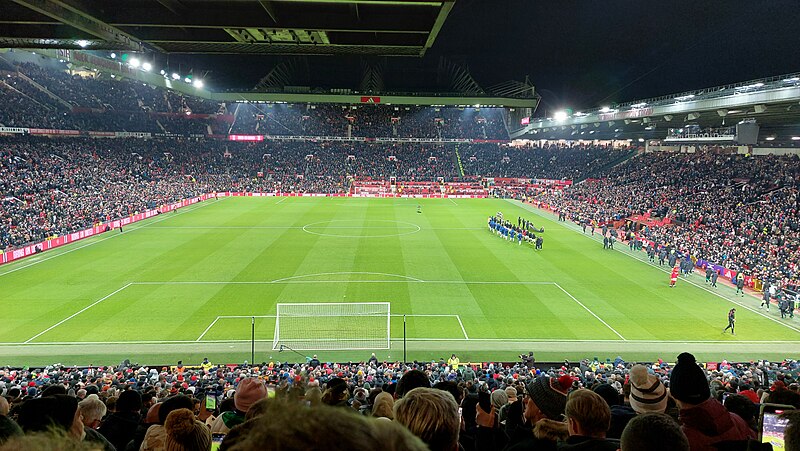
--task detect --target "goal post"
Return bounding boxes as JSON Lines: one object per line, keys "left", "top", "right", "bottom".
{"left": 273, "top": 302, "right": 391, "bottom": 350}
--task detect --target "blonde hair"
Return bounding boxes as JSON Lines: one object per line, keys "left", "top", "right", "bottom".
{"left": 304, "top": 387, "right": 322, "bottom": 407}
{"left": 371, "top": 392, "right": 394, "bottom": 419}
{"left": 565, "top": 389, "right": 611, "bottom": 437}
{"left": 393, "top": 387, "right": 459, "bottom": 451}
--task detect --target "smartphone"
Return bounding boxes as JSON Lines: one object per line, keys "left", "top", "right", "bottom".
{"left": 759, "top": 403, "right": 795, "bottom": 451}
{"left": 211, "top": 433, "right": 225, "bottom": 451}
{"left": 205, "top": 394, "right": 216, "bottom": 411}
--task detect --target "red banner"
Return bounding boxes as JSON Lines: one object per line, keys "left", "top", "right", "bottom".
{"left": 360, "top": 96, "right": 381, "bottom": 104}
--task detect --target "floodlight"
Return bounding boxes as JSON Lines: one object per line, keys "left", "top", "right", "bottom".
{"left": 110, "top": 53, "right": 116, "bottom": 59}
{"left": 160, "top": 69, "right": 166, "bottom": 75}
{"left": 172, "top": 73, "right": 180, "bottom": 80}
{"left": 77, "top": 40, "right": 89, "bottom": 48}
{"left": 193, "top": 79, "right": 204, "bottom": 88}
{"left": 142, "top": 62, "right": 152, "bottom": 71}
{"left": 184, "top": 77, "right": 192, "bottom": 83}
{"left": 129, "top": 57, "right": 140, "bottom": 68}
{"left": 792, "top": 137, "right": 800, "bottom": 140}
{"left": 765, "top": 137, "right": 776, "bottom": 141}
{"left": 553, "top": 111, "right": 569, "bottom": 121}
{"left": 599, "top": 106, "right": 611, "bottom": 113}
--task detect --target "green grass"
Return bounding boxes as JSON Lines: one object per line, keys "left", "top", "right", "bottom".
{"left": 0, "top": 196, "right": 798, "bottom": 367}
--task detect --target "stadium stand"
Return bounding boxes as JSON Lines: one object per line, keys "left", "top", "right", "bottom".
{"left": 0, "top": 353, "right": 797, "bottom": 450}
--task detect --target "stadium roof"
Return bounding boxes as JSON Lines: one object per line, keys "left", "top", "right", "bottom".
{"left": 0, "top": 0, "right": 455, "bottom": 56}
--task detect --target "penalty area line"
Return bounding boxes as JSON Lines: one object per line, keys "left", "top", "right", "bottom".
{"left": 24, "top": 283, "right": 133, "bottom": 344}
{"left": 553, "top": 282, "right": 626, "bottom": 341}
{"left": 196, "top": 316, "right": 221, "bottom": 342}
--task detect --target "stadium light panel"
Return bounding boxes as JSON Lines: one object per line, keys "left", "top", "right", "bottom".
{"left": 184, "top": 77, "right": 192, "bottom": 83}
{"left": 110, "top": 53, "right": 116, "bottom": 59}
{"left": 766, "top": 137, "right": 776, "bottom": 141}
{"left": 160, "top": 70, "right": 166, "bottom": 75}
{"left": 172, "top": 73, "right": 180, "bottom": 80}
{"left": 77, "top": 40, "right": 89, "bottom": 48}
{"left": 599, "top": 106, "right": 611, "bottom": 113}
{"left": 638, "top": 138, "right": 645, "bottom": 142}
{"left": 129, "top": 58, "right": 141, "bottom": 68}
{"left": 784, "top": 77, "right": 800, "bottom": 82}
{"left": 142, "top": 62, "right": 152, "bottom": 72}
{"left": 792, "top": 137, "right": 800, "bottom": 140}
{"left": 554, "top": 111, "right": 569, "bottom": 121}
{"left": 193, "top": 80, "right": 204, "bottom": 88}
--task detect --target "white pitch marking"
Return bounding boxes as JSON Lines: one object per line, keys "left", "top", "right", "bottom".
{"left": 510, "top": 199, "right": 800, "bottom": 336}
{"left": 24, "top": 283, "right": 133, "bottom": 343}
{"left": 448, "top": 198, "right": 459, "bottom": 206}
{"left": 196, "top": 316, "right": 221, "bottom": 341}
{"left": 275, "top": 197, "right": 288, "bottom": 204}
{"left": 456, "top": 315, "right": 469, "bottom": 340}
{"left": 553, "top": 282, "right": 626, "bottom": 340}
{"left": 0, "top": 199, "right": 218, "bottom": 278}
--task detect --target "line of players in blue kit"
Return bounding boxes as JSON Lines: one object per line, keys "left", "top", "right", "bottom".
{"left": 487, "top": 212, "right": 543, "bottom": 250}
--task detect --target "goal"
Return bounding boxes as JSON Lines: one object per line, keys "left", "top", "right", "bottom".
{"left": 273, "top": 302, "right": 391, "bottom": 351}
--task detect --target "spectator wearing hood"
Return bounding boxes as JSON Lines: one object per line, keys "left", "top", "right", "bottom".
{"left": 98, "top": 389, "right": 142, "bottom": 451}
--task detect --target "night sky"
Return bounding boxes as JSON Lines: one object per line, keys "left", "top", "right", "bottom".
{"left": 165, "top": 0, "right": 800, "bottom": 113}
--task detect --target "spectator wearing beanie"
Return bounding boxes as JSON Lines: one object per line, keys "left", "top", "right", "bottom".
{"left": 629, "top": 364, "right": 668, "bottom": 415}
{"left": 593, "top": 383, "right": 635, "bottom": 440}
{"left": 165, "top": 408, "right": 211, "bottom": 451}
{"left": 141, "top": 395, "right": 195, "bottom": 451}
{"left": 99, "top": 389, "right": 143, "bottom": 451}
{"left": 505, "top": 374, "right": 571, "bottom": 451}
{"left": 670, "top": 352, "right": 754, "bottom": 450}
{"left": 211, "top": 378, "right": 267, "bottom": 434}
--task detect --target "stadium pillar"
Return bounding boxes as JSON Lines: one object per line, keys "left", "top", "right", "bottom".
{"left": 251, "top": 316, "right": 255, "bottom": 365}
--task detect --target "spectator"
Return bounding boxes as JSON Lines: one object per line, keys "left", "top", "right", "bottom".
{"left": 140, "top": 394, "right": 196, "bottom": 451}
{"left": 16, "top": 394, "right": 85, "bottom": 440}
{"left": 164, "top": 408, "right": 211, "bottom": 451}
{"left": 505, "top": 374, "right": 572, "bottom": 450}
{"left": 592, "top": 383, "right": 634, "bottom": 440}
{"left": 669, "top": 352, "right": 755, "bottom": 450}
{"left": 784, "top": 410, "right": 800, "bottom": 451}
{"left": 230, "top": 401, "right": 429, "bottom": 450}
{"left": 211, "top": 378, "right": 267, "bottom": 434}
{"left": 98, "top": 389, "right": 142, "bottom": 451}
{"left": 394, "top": 387, "right": 460, "bottom": 451}
{"left": 396, "top": 369, "right": 431, "bottom": 399}
{"left": 0, "top": 397, "right": 21, "bottom": 445}
{"left": 371, "top": 392, "right": 394, "bottom": 420}
{"left": 561, "top": 389, "right": 619, "bottom": 450}
{"left": 629, "top": 364, "right": 668, "bottom": 415}
{"left": 619, "top": 412, "right": 689, "bottom": 451}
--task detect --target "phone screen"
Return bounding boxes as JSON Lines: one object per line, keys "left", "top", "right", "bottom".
{"left": 762, "top": 410, "right": 791, "bottom": 451}
{"left": 205, "top": 394, "right": 216, "bottom": 410}
{"left": 211, "top": 433, "right": 225, "bottom": 451}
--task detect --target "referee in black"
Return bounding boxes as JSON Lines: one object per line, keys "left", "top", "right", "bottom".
{"left": 723, "top": 308, "right": 736, "bottom": 335}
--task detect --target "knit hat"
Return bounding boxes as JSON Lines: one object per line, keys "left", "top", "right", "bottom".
{"left": 234, "top": 378, "right": 267, "bottom": 412}
{"left": 17, "top": 395, "right": 78, "bottom": 432}
{"left": 525, "top": 374, "right": 572, "bottom": 420}
{"left": 628, "top": 365, "right": 667, "bottom": 413}
{"left": 164, "top": 408, "right": 211, "bottom": 451}
{"left": 592, "top": 383, "right": 620, "bottom": 407}
{"left": 669, "top": 352, "right": 711, "bottom": 404}
{"left": 491, "top": 389, "right": 509, "bottom": 409}
{"left": 117, "top": 389, "right": 143, "bottom": 412}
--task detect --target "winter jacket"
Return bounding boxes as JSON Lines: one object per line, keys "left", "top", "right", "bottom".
{"left": 557, "top": 435, "right": 620, "bottom": 451}
{"left": 504, "top": 418, "right": 568, "bottom": 451}
{"left": 679, "top": 398, "right": 756, "bottom": 451}
{"left": 607, "top": 404, "right": 636, "bottom": 439}
{"left": 98, "top": 411, "right": 141, "bottom": 451}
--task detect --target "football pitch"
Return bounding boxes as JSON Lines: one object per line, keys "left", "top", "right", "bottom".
{"left": 1, "top": 196, "right": 798, "bottom": 366}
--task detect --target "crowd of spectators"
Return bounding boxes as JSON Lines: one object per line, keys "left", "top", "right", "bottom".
{"left": 1, "top": 59, "right": 510, "bottom": 140}
{"left": 0, "top": 352, "right": 798, "bottom": 450}
{"left": 2, "top": 136, "right": 620, "bottom": 250}
{"left": 535, "top": 151, "right": 800, "bottom": 288}
{"left": 229, "top": 103, "right": 509, "bottom": 139}
{"left": 462, "top": 143, "right": 633, "bottom": 180}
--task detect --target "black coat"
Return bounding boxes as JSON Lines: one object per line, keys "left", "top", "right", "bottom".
{"left": 98, "top": 411, "right": 140, "bottom": 451}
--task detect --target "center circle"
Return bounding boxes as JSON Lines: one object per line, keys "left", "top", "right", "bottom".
{"left": 302, "top": 219, "right": 421, "bottom": 238}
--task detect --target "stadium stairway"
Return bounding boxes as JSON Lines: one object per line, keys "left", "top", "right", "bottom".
{"left": 15, "top": 71, "right": 72, "bottom": 109}
{"left": 454, "top": 146, "right": 465, "bottom": 177}
{"left": 582, "top": 147, "right": 639, "bottom": 181}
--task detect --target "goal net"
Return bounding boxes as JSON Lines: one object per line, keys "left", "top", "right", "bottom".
{"left": 273, "top": 302, "right": 391, "bottom": 351}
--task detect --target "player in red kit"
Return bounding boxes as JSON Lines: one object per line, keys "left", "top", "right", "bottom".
{"left": 670, "top": 265, "right": 679, "bottom": 288}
